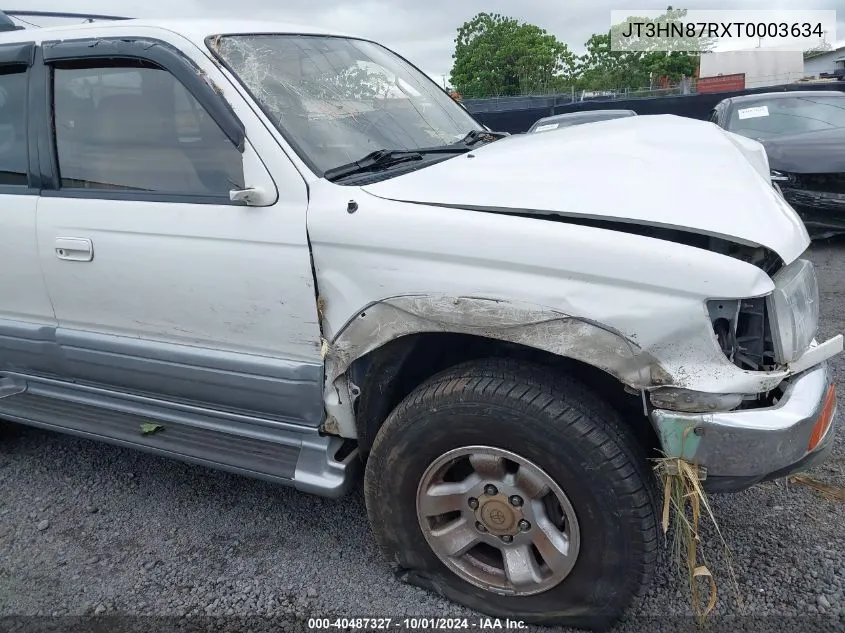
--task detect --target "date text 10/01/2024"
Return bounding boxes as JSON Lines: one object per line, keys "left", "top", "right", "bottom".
{"left": 307, "top": 617, "right": 529, "bottom": 630}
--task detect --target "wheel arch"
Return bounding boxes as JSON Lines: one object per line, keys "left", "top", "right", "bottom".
{"left": 321, "top": 295, "right": 662, "bottom": 452}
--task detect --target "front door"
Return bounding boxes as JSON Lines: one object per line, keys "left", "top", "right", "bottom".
{"left": 33, "top": 38, "right": 325, "bottom": 425}
{"left": 0, "top": 42, "right": 59, "bottom": 377}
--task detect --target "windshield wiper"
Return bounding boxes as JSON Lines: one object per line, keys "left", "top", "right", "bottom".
{"left": 323, "top": 131, "right": 509, "bottom": 182}
{"left": 324, "top": 150, "right": 422, "bottom": 182}
{"left": 459, "top": 129, "right": 508, "bottom": 147}
{"left": 324, "top": 147, "right": 468, "bottom": 182}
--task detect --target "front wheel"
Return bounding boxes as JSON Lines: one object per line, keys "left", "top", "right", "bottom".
{"left": 364, "top": 359, "right": 659, "bottom": 631}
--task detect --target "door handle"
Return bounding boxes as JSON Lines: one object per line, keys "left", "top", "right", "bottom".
{"left": 55, "top": 237, "right": 93, "bottom": 262}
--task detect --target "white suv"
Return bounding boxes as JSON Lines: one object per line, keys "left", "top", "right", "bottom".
{"left": 0, "top": 11, "right": 841, "bottom": 629}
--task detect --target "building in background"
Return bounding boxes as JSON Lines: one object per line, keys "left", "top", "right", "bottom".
{"left": 699, "top": 48, "right": 806, "bottom": 89}
{"left": 803, "top": 46, "right": 845, "bottom": 79}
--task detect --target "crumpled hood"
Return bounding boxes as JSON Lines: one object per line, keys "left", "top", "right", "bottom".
{"left": 361, "top": 114, "right": 809, "bottom": 264}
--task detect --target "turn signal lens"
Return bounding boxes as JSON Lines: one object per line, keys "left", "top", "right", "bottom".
{"left": 808, "top": 386, "right": 836, "bottom": 452}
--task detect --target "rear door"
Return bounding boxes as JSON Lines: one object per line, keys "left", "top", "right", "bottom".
{"left": 0, "top": 42, "right": 59, "bottom": 377}
{"left": 32, "top": 37, "right": 325, "bottom": 425}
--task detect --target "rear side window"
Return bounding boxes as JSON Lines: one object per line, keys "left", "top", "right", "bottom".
{"left": 0, "top": 69, "right": 28, "bottom": 186}
{"left": 52, "top": 62, "right": 244, "bottom": 196}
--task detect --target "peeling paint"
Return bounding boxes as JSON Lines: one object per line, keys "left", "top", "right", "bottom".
{"left": 321, "top": 415, "right": 341, "bottom": 435}
{"left": 207, "top": 34, "right": 222, "bottom": 54}
{"left": 326, "top": 295, "right": 659, "bottom": 386}
{"left": 654, "top": 417, "right": 703, "bottom": 461}
{"left": 320, "top": 294, "right": 675, "bottom": 439}
{"left": 316, "top": 295, "right": 327, "bottom": 324}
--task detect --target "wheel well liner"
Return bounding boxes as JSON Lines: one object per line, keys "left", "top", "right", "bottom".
{"left": 348, "top": 332, "right": 654, "bottom": 456}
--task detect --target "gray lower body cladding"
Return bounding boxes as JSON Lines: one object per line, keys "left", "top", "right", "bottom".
{"left": 0, "top": 375, "right": 359, "bottom": 498}
{"left": 0, "top": 319, "right": 325, "bottom": 425}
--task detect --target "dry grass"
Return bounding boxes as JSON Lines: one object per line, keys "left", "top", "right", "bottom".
{"left": 654, "top": 453, "right": 741, "bottom": 626}
{"left": 789, "top": 474, "right": 845, "bottom": 501}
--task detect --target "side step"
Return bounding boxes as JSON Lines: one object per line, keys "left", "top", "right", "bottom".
{"left": 0, "top": 376, "right": 26, "bottom": 398}
{"left": 0, "top": 375, "right": 359, "bottom": 498}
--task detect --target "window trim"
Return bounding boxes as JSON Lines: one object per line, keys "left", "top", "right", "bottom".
{"left": 36, "top": 36, "right": 249, "bottom": 205}
{"left": 0, "top": 41, "right": 34, "bottom": 67}
{"left": 0, "top": 42, "right": 36, "bottom": 194}
{"left": 42, "top": 38, "right": 245, "bottom": 151}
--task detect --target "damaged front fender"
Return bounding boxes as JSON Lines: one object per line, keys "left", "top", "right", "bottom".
{"left": 321, "top": 294, "right": 666, "bottom": 438}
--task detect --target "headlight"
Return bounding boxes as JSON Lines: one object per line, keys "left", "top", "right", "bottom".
{"left": 767, "top": 258, "right": 819, "bottom": 364}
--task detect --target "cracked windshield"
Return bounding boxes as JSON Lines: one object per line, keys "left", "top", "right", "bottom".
{"left": 215, "top": 35, "right": 481, "bottom": 174}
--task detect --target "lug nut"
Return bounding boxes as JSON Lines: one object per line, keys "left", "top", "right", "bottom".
{"left": 475, "top": 522, "right": 487, "bottom": 533}
{"left": 484, "top": 484, "right": 498, "bottom": 496}
{"left": 518, "top": 520, "right": 531, "bottom": 532}
{"left": 501, "top": 535, "right": 513, "bottom": 543}
{"left": 468, "top": 497, "right": 479, "bottom": 510}
{"left": 509, "top": 495, "right": 523, "bottom": 507}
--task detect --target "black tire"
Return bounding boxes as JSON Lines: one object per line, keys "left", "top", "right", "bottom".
{"left": 364, "top": 358, "right": 659, "bottom": 631}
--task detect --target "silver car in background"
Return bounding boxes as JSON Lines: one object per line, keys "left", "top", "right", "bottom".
{"left": 529, "top": 109, "right": 637, "bottom": 133}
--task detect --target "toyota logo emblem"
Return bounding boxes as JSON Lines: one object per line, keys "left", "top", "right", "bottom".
{"left": 489, "top": 509, "right": 506, "bottom": 524}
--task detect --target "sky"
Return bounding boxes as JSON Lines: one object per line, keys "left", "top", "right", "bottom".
{"left": 18, "top": 1, "right": 845, "bottom": 84}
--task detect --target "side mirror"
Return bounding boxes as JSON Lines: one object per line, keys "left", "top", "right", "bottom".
{"left": 230, "top": 187, "right": 274, "bottom": 206}
{"left": 230, "top": 140, "right": 278, "bottom": 207}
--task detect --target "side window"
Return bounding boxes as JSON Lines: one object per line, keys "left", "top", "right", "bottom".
{"left": 0, "top": 68, "right": 28, "bottom": 186}
{"left": 53, "top": 62, "right": 244, "bottom": 196}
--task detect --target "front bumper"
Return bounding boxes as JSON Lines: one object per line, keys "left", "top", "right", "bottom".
{"left": 782, "top": 188, "right": 845, "bottom": 236}
{"left": 650, "top": 363, "right": 838, "bottom": 493}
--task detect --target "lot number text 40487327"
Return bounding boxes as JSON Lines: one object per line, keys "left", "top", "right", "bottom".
{"left": 307, "top": 617, "right": 529, "bottom": 630}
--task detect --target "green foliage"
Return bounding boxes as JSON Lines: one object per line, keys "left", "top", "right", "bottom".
{"left": 449, "top": 8, "right": 706, "bottom": 97}
{"left": 609, "top": 7, "right": 715, "bottom": 55}
{"left": 577, "top": 8, "right": 706, "bottom": 91}
{"left": 577, "top": 33, "right": 647, "bottom": 91}
{"left": 449, "top": 12, "right": 575, "bottom": 98}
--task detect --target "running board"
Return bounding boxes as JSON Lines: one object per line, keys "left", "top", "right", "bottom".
{"left": 0, "top": 376, "right": 26, "bottom": 399}
{"left": 0, "top": 375, "right": 359, "bottom": 498}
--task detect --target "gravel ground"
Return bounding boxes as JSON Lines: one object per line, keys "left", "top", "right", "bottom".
{"left": 1, "top": 241, "right": 844, "bottom": 633}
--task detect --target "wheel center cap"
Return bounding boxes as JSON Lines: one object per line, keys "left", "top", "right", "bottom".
{"left": 477, "top": 498, "right": 519, "bottom": 535}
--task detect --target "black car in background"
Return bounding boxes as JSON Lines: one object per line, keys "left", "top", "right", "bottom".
{"left": 710, "top": 91, "right": 845, "bottom": 238}
{"left": 528, "top": 109, "right": 637, "bottom": 133}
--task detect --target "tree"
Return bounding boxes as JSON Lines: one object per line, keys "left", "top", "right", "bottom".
{"left": 576, "top": 33, "right": 649, "bottom": 91}
{"left": 450, "top": 13, "right": 575, "bottom": 98}
{"left": 609, "top": 7, "right": 714, "bottom": 55}
{"left": 576, "top": 7, "right": 710, "bottom": 92}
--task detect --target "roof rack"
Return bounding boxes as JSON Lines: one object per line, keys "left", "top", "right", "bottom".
{"left": 1, "top": 10, "right": 132, "bottom": 31}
